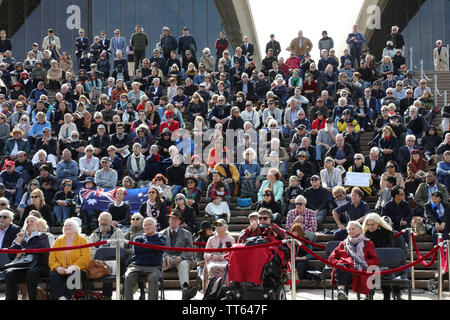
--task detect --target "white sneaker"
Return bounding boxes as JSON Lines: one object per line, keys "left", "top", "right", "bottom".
{"left": 337, "top": 290, "right": 348, "bottom": 300}
{"left": 58, "top": 296, "right": 67, "bottom": 300}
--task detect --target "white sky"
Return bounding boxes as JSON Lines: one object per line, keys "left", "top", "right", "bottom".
{"left": 249, "top": 0, "right": 364, "bottom": 61}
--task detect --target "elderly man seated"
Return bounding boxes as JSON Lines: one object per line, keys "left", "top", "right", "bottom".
{"left": 124, "top": 217, "right": 166, "bottom": 300}
{"left": 325, "top": 134, "right": 355, "bottom": 170}
{"left": 89, "top": 212, "right": 125, "bottom": 300}
{"left": 286, "top": 195, "right": 318, "bottom": 241}
{"left": 160, "top": 209, "right": 197, "bottom": 300}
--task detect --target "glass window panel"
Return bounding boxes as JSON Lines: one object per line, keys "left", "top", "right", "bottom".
{"left": 419, "top": 0, "right": 433, "bottom": 69}
{"left": 151, "top": 0, "right": 164, "bottom": 51}
{"left": 179, "top": 0, "right": 193, "bottom": 34}
{"left": 92, "top": 0, "right": 108, "bottom": 36}
{"left": 108, "top": 0, "right": 122, "bottom": 37}
{"left": 165, "top": 0, "right": 179, "bottom": 35}
{"left": 121, "top": 0, "right": 136, "bottom": 44}
{"left": 136, "top": 0, "right": 151, "bottom": 56}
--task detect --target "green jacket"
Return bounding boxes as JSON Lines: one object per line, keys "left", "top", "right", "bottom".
{"left": 415, "top": 182, "right": 448, "bottom": 209}
{"left": 130, "top": 32, "right": 149, "bottom": 52}
{"left": 3, "top": 137, "right": 30, "bottom": 155}
{"left": 31, "top": 67, "right": 47, "bottom": 81}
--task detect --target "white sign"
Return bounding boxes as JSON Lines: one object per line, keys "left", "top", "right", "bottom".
{"left": 345, "top": 172, "right": 371, "bottom": 187}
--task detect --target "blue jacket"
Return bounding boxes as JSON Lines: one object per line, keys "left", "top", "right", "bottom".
{"left": 437, "top": 161, "right": 450, "bottom": 179}
{"left": 131, "top": 233, "right": 166, "bottom": 266}
{"left": 346, "top": 32, "right": 365, "bottom": 49}
{"left": 0, "top": 170, "right": 23, "bottom": 190}
{"left": 238, "top": 163, "right": 261, "bottom": 180}
{"left": 109, "top": 36, "right": 127, "bottom": 58}
{"left": 29, "top": 121, "right": 51, "bottom": 138}
{"left": 56, "top": 160, "right": 78, "bottom": 184}
{"left": 28, "top": 88, "right": 48, "bottom": 103}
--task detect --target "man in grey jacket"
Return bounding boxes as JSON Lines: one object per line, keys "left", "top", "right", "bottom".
{"left": 160, "top": 209, "right": 197, "bottom": 300}
{"left": 94, "top": 157, "right": 118, "bottom": 189}
{"left": 318, "top": 31, "right": 334, "bottom": 53}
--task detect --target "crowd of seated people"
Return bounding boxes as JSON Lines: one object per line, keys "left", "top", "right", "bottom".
{"left": 0, "top": 22, "right": 448, "bottom": 301}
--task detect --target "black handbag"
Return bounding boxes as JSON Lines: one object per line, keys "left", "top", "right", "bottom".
{"left": 0, "top": 254, "right": 37, "bottom": 272}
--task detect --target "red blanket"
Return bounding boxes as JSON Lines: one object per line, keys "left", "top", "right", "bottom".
{"left": 226, "top": 244, "right": 280, "bottom": 286}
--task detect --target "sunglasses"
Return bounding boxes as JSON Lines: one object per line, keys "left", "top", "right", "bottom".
{"left": 0, "top": 203, "right": 7, "bottom": 207}
{"left": 258, "top": 217, "right": 270, "bottom": 221}
{"left": 354, "top": 158, "right": 363, "bottom": 161}
{"left": 31, "top": 196, "right": 40, "bottom": 199}
{"left": 131, "top": 218, "right": 141, "bottom": 221}
{"left": 295, "top": 203, "right": 304, "bottom": 206}
{"left": 64, "top": 184, "right": 72, "bottom": 187}
{"left": 0, "top": 215, "right": 9, "bottom": 219}
{"left": 263, "top": 193, "right": 272, "bottom": 197}
{"left": 148, "top": 191, "right": 156, "bottom": 195}
{"left": 386, "top": 166, "right": 394, "bottom": 169}
{"left": 311, "top": 178, "right": 319, "bottom": 181}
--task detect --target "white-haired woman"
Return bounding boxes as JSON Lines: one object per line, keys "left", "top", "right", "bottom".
{"left": 328, "top": 221, "right": 380, "bottom": 300}
{"left": 49, "top": 217, "right": 91, "bottom": 300}
{"left": 4, "top": 215, "right": 50, "bottom": 300}
{"left": 239, "top": 147, "right": 261, "bottom": 200}
{"left": 203, "top": 219, "right": 235, "bottom": 291}
{"left": 127, "top": 143, "right": 146, "bottom": 181}
{"left": 199, "top": 48, "right": 215, "bottom": 73}
{"left": 362, "top": 212, "right": 402, "bottom": 300}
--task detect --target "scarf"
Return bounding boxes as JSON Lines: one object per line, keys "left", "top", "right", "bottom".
{"left": 146, "top": 200, "right": 160, "bottom": 218}
{"left": 130, "top": 154, "right": 146, "bottom": 173}
{"left": 431, "top": 202, "right": 445, "bottom": 220}
{"left": 352, "top": 164, "right": 365, "bottom": 173}
{"left": 344, "top": 234, "right": 368, "bottom": 271}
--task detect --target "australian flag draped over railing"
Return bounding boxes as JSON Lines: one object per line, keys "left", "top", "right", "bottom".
{"left": 80, "top": 187, "right": 150, "bottom": 213}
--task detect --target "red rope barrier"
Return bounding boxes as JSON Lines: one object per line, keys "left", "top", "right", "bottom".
{"left": 410, "top": 233, "right": 439, "bottom": 267}
{"left": 394, "top": 231, "right": 404, "bottom": 239}
{"left": 286, "top": 231, "right": 326, "bottom": 249}
{"left": 299, "top": 242, "right": 440, "bottom": 277}
{"left": 0, "top": 241, "right": 107, "bottom": 254}
{"left": 129, "top": 240, "right": 283, "bottom": 253}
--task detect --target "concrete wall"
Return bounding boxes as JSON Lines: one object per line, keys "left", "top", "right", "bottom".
{"left": 213, "top": 0, "right": 262, "bottom": 69}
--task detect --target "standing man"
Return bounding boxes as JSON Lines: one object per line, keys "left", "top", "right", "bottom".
{"left": 0, "top": 30, "right": 12, "bottom": 54}
{"left": 159, "top": 26, "right": 178, "bottom": 61}
{"left": 160, "top": 210, "right": 197, "bottom": 300}
{"left": 434, "top": 40, "right": 449, "bottom": 71}
{"left": 240, "top": 35, "right": 254, "bottom": 61}
{"left": 287, "top": 31, "right": 313, "bottom": 62}
{"left": 178, "top": 27, "right": 197, "bottom": 65}
{"left": 42, "top": 29, "right": 61, "bottom": 60}
{"left": 130, "top": 25, "right": 149, "bottom": 73}
{"left": 318, "top": 31, "right": 334, "bottom": 53}
{"left": 75, "top": 28, "right": 90, "bottom": 67}
{"left": 265, "top": 34, "right": 281, "bottom": 58}
{"left": 346, "top": 25, "right": 365, "bottom": 68}
{"left": 99, "top": 31, "right": 111, "bottom": 60}
{"left": 109, "top": 29, "right": 127, "bottom": 61}
{"left": 386, "top": 26, "right": 405, "bottom": 50}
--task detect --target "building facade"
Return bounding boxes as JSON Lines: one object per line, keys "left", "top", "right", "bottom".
{"left": 356, "top": 0, "right": 449, "bottom": 71}
{"left": 0, "top": 0, "right": 260, "bottom": 64}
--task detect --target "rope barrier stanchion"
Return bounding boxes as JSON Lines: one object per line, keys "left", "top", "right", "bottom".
{"left": 447, "top": 238, "right": 450, "bottom": 295}
{"left": 438, "top": 234, "right": 443, "bottom": 300}
{"left": 408, "top": 228, "right": 416, "bottom": 290}
{"left": 290, "top": 238, "right": 297, "bottom": 300}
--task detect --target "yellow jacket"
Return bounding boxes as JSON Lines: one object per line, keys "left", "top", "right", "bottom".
{"left": 213, "top": 163, "right": 240, "bottom": 195}
{"left": 48, "top": 234, "right": 91, "bottom": 272}
{"left": 346, "top": 165, "right": 373, "bottom": 196}
{"left": 337, "top": 118, "right": 360, "bottom": 133}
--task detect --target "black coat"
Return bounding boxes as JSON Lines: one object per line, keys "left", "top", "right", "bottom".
{"left": 265, "top": 40, "right": 281, "bottom": 57}
{"left": 75, "top": 37, "right": 90, "bottom": 57}
{"left": 1, "top": 223, "right": 20, "bottom": 249}
{"left": 139, "top": 202, "right": 169, "bottom": 231}
{"left": 177, "top": 205, "right": 195, "bottom": 235}
{"left": 365, "top": 227, "right": 395, "bottom": 248}
{"left": 108, "top": 202, "right": 131, "bottom": 225}
{"left": 326, "top": 143, "right": 355, "bottom": 169}
{"left": 240, "top": 43, "right": 254, "bottom": 58}
{"left": 9, "top": 233, "right": 50, "bottom": 268}
{"left": 425, "top": 202, "right": 450, "bottom": 225}
{"left": 256, "top": 199, "right": 282, "bottom": 215}
{"left": 20, "top": 204, "right": 53, "bottom": 227}
{"left": 364, "top": 156, "right": 385, "bottom": 177}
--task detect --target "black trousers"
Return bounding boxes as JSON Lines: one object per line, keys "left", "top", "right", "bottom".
{"left": 134, "top": 50, "right": 146, "bottom": 71}
{"left": 50, "top": 270, "right": 87, "bottom": 300}
{"left": 5, "top": 265, "right": 49, "bottom": 300}
{"left": 295, "top": 260, "right": 310, "bottom": 280}
{"left": 334, "top": 266, "right": 352, "bottom": 288}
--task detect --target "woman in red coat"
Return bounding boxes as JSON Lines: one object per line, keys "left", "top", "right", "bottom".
{"left": 328, "top": 221, "right": 380, "bottom": 299}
